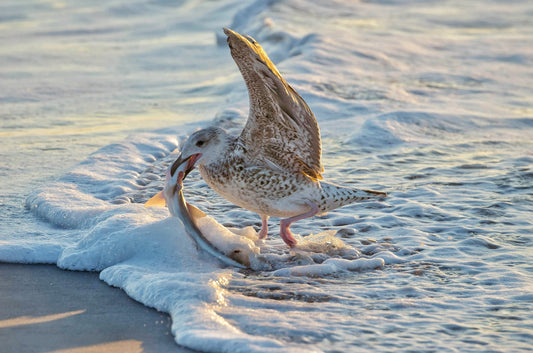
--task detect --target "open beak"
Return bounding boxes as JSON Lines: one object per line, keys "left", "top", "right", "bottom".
{"left": 170, "top": 153, "right": 202, "bottom": 180}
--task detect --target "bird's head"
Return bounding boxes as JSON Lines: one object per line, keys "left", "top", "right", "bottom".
{"left": 170, "top": 127, "right": 229, "bottom": 180}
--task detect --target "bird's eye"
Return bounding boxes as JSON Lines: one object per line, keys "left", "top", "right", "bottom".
{"left": 195, "top": 140, "right": 205, "bottom": 147}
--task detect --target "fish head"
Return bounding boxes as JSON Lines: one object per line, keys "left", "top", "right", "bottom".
{"left": 228, "top": 246, "right": 252, "bottom": 268}
{"left": 170, "top": 127, "right": 228, "bottom": 180}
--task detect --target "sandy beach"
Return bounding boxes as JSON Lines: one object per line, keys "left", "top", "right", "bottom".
{"left": 0, "top": 263, "right": 194, "bottom": 353}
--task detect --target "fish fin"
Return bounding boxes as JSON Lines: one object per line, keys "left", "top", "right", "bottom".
{"left": 186, "top": 202, "right": 207, "bottom": 219}
{"left": 144, "top": 191, "right": 166, "bottom": 207}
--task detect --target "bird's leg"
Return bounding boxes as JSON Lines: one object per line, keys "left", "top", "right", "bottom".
{"left": 279, "top": 202, "right": 319, "bottom": 248}
{"left": 258, "top": 214, "right": 269, "bottom": 239}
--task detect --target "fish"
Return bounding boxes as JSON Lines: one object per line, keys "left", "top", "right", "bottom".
{"left": 146, "top": 163, "right": 250, "bottom": 269}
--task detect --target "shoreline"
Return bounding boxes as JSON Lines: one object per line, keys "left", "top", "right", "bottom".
{"left": 0, "top": 263, "right": 195, "bottom": 353}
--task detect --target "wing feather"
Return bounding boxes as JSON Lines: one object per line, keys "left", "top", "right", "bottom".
{"left": 224, "top": 28, "right": 323, "bottom": 179}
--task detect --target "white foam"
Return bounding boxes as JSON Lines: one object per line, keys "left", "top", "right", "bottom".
{"left": 271, "top": 257, "right": 385, "bottom": 277}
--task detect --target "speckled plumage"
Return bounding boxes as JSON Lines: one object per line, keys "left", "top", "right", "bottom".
{"left": 172, "top": 28, "right": 387, "bottom": 247}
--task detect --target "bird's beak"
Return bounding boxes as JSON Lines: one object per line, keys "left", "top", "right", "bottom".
{"left": 170, "top": 153, "right": 202, "bottom": 180}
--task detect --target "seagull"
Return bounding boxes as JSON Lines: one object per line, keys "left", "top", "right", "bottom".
{"left": 168, "top": 28, "right": 386, "bottom": 248}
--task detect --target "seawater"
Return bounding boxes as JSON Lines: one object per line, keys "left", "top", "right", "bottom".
{"left": 1, "top": 0, "right": 532, "bottom": 352}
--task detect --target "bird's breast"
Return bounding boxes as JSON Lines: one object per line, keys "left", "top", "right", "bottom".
{"left": 198, "top": 162, "right": 321, "bottom": 217}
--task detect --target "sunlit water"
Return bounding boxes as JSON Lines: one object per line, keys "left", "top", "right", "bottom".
{"left": 1, "top": 1, "right": 532, "bottom": 352}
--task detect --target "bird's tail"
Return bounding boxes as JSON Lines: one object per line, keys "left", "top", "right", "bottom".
{"left": 318, "top": 181, "right": 387, "bottom": 213}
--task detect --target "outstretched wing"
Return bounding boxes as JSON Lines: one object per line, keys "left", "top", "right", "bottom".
{"left": 224, "top": 28, "right": 323, "bottom": 180}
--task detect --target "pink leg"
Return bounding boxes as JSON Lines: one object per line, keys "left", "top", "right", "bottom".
{"left": 279, "top": 203, "right": 319, "bottom": 248}
{"left": 258, "top": 215, "right": 269, "bottom": 239}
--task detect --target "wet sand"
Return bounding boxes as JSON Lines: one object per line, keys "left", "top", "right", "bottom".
{"left": 0, "top": 263, "right": 195, "bottom": 353}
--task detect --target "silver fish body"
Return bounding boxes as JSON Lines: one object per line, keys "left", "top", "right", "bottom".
{"left": 173, "top": 188, "right": 248, "bottom": 269}
{"left": 160, "top": 166, "right": 248, "bottom": 269}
